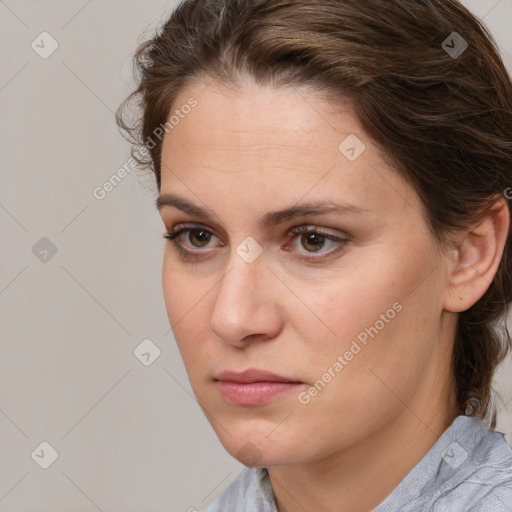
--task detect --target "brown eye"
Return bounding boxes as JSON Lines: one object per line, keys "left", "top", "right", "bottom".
{"left": 288, "top": 225, "right": 349, "bottom": 260}
{"left": 188, "top": 229, "right": 212, "bottom": 248}
{"left": 300, "top": 233, "right": 326, "bottom": 252}
{"left": 163, "top": 225, "right": 219, "bottom": 254}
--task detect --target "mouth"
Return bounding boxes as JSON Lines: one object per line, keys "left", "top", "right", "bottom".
{"left": 214, "top": 368, "right": 304, "bottom": 406}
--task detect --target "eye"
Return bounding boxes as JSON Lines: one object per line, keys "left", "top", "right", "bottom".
{"left": 287, "top": 225, "right": 348, "bottom": 257}
{"left": 162, "top": 223, "right": 348, "bottom": 262}
{"left": 163, "top": 223, "right": 223, "bottom": 258}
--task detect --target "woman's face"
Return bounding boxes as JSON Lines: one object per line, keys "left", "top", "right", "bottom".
{"left": 158, "top": 77, "right": 456, "bottom": 467}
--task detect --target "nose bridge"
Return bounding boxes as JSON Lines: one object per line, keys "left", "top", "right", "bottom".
{"left": 209, "top": 245, "right": 277, "bottom": 344}
{"left": 214, "top": 248, "right": 263, "bottom": 322}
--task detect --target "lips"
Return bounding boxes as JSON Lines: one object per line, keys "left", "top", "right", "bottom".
{"left": 214, "top": 368, "right": 304, "bottom": 406}
{"left": 215, "top": 368, "right": 301, "bottom": 383}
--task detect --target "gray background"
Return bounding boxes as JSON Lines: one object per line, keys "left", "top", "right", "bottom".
{"left": 1, "top": 1, "right": 511, "bottom": 510}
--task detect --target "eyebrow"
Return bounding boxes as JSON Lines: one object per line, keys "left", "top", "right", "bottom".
{"left": 155, "top": 193, "right": 371, "bottom": 226}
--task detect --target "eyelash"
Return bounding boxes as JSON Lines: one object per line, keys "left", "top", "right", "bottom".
{"left": 162, "top": 223, "right": 349, "bottom": 262}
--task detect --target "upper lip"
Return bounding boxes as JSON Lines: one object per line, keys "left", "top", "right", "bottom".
{"left": 214, "top": 368, "right": 302, "bottom": 383}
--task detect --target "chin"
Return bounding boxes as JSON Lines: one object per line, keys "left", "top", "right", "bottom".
{"left": 207, "top": 418, "right": 311, "bottom": 468}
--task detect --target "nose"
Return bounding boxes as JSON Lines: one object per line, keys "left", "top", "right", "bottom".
{"left": 209, "top": 250, "right": 283, "bottom": 348}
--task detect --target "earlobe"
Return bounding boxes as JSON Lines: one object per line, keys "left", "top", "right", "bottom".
{"left": 443, "top": 197, "right": 510, "bottom": 313}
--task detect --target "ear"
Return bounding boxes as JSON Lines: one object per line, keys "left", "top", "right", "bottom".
{"left": 444, "top": 196, "right": 510, "bottom": 313}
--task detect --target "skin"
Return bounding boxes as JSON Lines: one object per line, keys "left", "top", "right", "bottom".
{"left": 157, "top": 75, "right": 510, "bottom": 512}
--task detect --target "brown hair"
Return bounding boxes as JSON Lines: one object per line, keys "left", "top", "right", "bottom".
{"left": 117, "top": 0, "right": 512, "bottom": 428}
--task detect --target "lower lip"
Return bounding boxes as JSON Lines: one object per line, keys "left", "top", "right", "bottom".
{"left": 216, "top": 381, "right": 303, "bottom": 405}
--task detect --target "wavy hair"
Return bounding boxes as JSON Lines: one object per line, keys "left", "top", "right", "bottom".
{"left": 117, "top": 0, "right": 512, "bottom": 428}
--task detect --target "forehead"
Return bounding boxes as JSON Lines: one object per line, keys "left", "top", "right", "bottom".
{"left": 158, "top": 79, "right": 419, "bottom": 222}
{"left": 164, "top": 79, "right": 360, "bottom": 159}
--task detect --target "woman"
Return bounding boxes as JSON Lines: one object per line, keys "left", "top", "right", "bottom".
{"left": 117, "top": 0, "right": 512, "bottom": 510}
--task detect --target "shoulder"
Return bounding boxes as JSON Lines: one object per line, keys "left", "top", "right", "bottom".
{"left": 201, "top": 467, "right": 277, "bottom": 512}
{"left": 461, "top": 426, "right": 512, "bottom": 511}
{"left": 424, "top": 420, "right": 512, "bottom": 511}
{"left": 375, "top": 416, "right": 512, "bottom": 512}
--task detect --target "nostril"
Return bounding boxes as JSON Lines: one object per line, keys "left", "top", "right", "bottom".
{"left": 241, "top": 333, "right": 267, "bottom": 343}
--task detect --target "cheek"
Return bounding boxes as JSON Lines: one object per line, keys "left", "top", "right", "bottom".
{"left": 162, "top": 261, "right": 184, "bottom": 323}
{"left": 301, "top": 254, "right": 443, "bottom": 410}
{"left": 295, "top": 263, "right": 405, "bottom": 355}
{"left": 292, "top": 244, "right": 436, "bottom": 381}
{"left": 162, "top": 259, "right": 199, "bottom": 346}
{"left": 161, "top": 257, "right": 217, "bottom": 370}
{"left": 161, "top": 250, "right": 209, "bottom": 320}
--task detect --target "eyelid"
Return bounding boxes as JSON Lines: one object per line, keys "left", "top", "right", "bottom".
{"left": 168, "top": 222, "right": 223, "bottom": 239}
{"left": 285, "top": 225, "right": 349, "bottom": 259}
{"left": 167, "top": 222, "right": 346, "bottom": 240}
{"left": 287, "top": 224, "right": 348, "bottom": 240}
{"left": 164, "top": 222, "right": 224, "bottom": 248}
{"left": 163, "top": 222, "right": 349, "bottom": 259}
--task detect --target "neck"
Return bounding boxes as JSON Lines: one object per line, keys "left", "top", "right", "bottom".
{"left": 268, "top": 383, "right": 459, "bottom": 512}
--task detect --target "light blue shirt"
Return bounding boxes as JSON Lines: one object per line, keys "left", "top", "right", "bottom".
{"left": 202, "top": 415, "right": 512, "bottom": 511}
